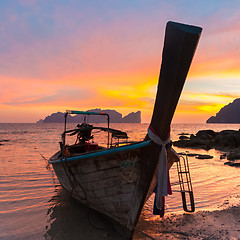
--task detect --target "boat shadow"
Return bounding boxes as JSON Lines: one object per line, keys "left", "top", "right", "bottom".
{"left": 44, "top": 187, "right": 124, "bottom": 240}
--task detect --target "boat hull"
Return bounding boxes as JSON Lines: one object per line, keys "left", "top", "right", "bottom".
{"left": 50, "top": 141, "right": 159, "bottom": 239}
{"left": 48, "top": 20, "right": 202, "bottom": 239}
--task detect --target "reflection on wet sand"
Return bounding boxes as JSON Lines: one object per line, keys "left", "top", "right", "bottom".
{"left": 45, "top": 187, "right": 124, "bottom": 240}
{"left": 134, "top": 195, "right": 240, "bottom": 240}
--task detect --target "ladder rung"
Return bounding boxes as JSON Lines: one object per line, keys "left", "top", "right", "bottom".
{"left": 172, "top": 190, "right": 191, "bottom": 193}
{"left": 176, "top": 182, "right": 190, "bottom": 185}
{"left": 176, "top": 154, "right": 195, "bottom": 213}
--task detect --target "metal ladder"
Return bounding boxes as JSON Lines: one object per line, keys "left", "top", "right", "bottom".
{"left": 172, "top": 153, "right": 195, "bottom": 212}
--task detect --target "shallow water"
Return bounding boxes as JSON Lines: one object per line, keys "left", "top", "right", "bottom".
{"left": 0, "top": 123, "right": 240, "bottom": 239}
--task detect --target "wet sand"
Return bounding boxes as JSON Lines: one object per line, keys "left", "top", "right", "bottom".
{"left": 45, "top": 192, "right": 240, "bottom": 240}
{"left": 134, "top": 195, "right": 240, "bottom": 240}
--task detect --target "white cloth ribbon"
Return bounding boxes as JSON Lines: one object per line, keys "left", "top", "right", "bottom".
{"left": 148, "top": 128, "right": 171, "bottom": 209}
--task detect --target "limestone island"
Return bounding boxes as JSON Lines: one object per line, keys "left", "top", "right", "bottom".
{"left": 207, "top": 98, "right": 240, "bottom": 123}
{"left": 37, "top": 108, "right": 141, "bottom": 123}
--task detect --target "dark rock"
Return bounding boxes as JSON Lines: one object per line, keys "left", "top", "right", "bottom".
{"left": 196, "top": 130, "right": 217, "bottom": 140}
{"left": 215, "top": 130, "right": 240, "bottom": 149}
{"left": 174, "top": 129, "right": 240, "bottom": 151}
{"left": 224, "top": 161, "right": 232, "bottom": 165}
{"left": 227, "top": 149, "right": 240, "bottom": 160}
{"left": 173, "top": 139, "right": 213, "bottom": 150}
{"left": 178, "top": 152, "right": 198, "bottom": 157}
{"left": 187, "top": 153, "right": 199, "bottom": 157}
{"left": 224, "top": 161, "right": 240, "bottom": 167}
{"left": 179, "top": 133, "right": 189, "bottom": 136}
{"left": 206, "top": 98, "right": 240, "bottom": 123}
{"left": 232, "top": 162, "right": 240, "bottom": 167}
{"left": 190, "top": 134, "right": 196, "bottom": 140}
{"left": 196, "top": 154, "right": 213, "bottom": 159}
{"left": 178, "top": 152, "right": 186, "bottom": 155}
{"left": 219, "top": 130, "right": 239, "bottom": 135}
{"left": 179, "top": 135, "right": 189, "bottom": 140}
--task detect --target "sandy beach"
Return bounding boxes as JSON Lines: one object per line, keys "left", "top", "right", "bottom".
{"left": 134, "top": 195, "right": 240, "bottom": 240}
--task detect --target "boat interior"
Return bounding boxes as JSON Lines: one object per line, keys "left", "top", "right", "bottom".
{"left": 59, "top": 121, "right": 131, "bottom": 158}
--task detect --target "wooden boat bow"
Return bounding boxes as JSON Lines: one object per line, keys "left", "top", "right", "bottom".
{"left": 150, "top": 21, "right": 202, "bottom": 140}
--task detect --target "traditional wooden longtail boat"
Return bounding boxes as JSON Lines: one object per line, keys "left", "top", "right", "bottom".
{"left": 49, "top": 21, "right": 202, "bottom": 239}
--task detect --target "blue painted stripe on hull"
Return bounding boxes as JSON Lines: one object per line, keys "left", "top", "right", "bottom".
{"left": 49, "top": 140, "right": 151, "bottom": 164}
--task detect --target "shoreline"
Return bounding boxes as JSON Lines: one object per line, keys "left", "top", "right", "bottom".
{"left": 134, "top": 194, "right": 240, "bottom": 239}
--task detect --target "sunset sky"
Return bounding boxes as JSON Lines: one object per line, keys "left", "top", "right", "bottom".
{"left": 0, "top": 0, "right": 240, "bottom": 123}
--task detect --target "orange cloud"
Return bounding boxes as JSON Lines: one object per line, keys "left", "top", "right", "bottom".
{"left": 171, "top": 91, "right": 239, "bottom": 123}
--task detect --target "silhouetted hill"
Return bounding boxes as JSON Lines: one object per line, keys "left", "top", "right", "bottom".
{"left": 122, "top": 111, "right": 141, "bottom": 123}
{"left": 37, "top": 109, "right": 141, "bottom": 123}
{"left": 207, "top": 98, "right": 240, "bottom": 123}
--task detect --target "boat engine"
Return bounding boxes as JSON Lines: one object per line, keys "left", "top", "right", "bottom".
{"left": 75, "top": 122, "right": 94, "bottom": 144}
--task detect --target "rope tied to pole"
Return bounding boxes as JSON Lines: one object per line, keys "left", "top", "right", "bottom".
{"left": 148, "top": 127, "right": 171, "bottom": 212}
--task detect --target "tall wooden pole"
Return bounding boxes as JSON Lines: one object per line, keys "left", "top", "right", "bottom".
{"left": 150, "top": 21, "right": 202, "bottom": 140}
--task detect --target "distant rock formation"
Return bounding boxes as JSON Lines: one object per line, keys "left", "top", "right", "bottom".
{"left": 38, "top": 112, "right": 66, "bottom": 123}
{"left": 207, "top": 98, "right": 240, "bottom": 123}
{"left": 37, "top": 109, "right": 141, "bottom": 123}
{"left": 122, "top": 111, "right": 141, "bottom": 123}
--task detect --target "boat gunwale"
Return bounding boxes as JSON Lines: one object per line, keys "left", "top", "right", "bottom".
{"left": 49, "top": 140, "right": 152, "bottom": 164}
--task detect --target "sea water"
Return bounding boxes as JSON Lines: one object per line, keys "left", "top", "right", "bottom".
{"left": 0, "top": 123, "right": 240, "bottom": 239}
